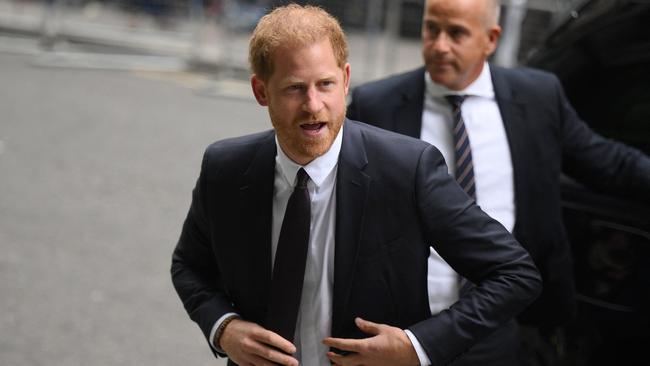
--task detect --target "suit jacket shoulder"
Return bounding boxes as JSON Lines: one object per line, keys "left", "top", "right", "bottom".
{"left": 204, "top": 130, "right": 275, "bottom": 165}
{"left": 343, "top": 119, "right": 436, "bottom": 167}
{"left": 348, "top": 68, "right": 426, "bottom": 138}
{"left": 200, "top": 130, "right": 276, "bottom": 181}
{"left": 351, "top": 67, "right": 425, "bottom": 103}
{"left": 491, "top": 65, "right": 565, "bottom": 105}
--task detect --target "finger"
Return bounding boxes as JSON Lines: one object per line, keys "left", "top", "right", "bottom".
{"left": 327, "top": 351, "right": 363, "bottom": 366}
{"left": 355, "top": 317, "right": 382, "bottom": 335}
{"left": 322, "top": 336, "right": 364, "bottom": 353}
{"left": 253, "top": 329, "right": 297, "bottom": 355}
{"left": 248, "top": 339, "right": 299, "bottom": 366}
{"left": 247, "top": 352, "right": 290, "bottom": 366}
{"left": 327, "top": 351, "right": 344, "bottom": 365}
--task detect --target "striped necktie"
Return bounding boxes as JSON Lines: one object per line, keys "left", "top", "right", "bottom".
{"left": 445, "top": 95, "right": 476, "bottom": 200}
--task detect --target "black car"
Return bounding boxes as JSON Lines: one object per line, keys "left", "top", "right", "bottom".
{"left": 525, "top": 1, "right": 650, "bottom": 365}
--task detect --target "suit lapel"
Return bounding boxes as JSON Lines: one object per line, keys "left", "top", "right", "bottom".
{"left": 332, "top": 121, "right": 371, "bottom": 336}
{"left": 393, "top": 67, "right": 426, "bottom": 138}
{"left": 491, "top": 66, "right": 528, "bottom": 236}
{"left": 238, "top": 132, "right": 276, "bottom": 307}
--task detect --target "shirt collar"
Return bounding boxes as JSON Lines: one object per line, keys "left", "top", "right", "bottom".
{"left": 275, "top": 123, "right": 343, "bottom": 188}
{"left": 424, "top": 62, "right": 495, "bottom": 99}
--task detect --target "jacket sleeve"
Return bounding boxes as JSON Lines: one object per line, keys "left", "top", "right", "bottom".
{"left": 170, "top": 150, "right": 234, "bottom": 356}
{"left": 407, "top": 144, "right": 543, "bottom": 365}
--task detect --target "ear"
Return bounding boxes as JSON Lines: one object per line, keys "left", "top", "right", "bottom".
{"left": 251, "top": 75, "right": 268, "bottom": 106}
{"left": 485, "top": 25, "right": 502, "bottom": 56}
{"left": 343, "top": 63, "right": 351, "bottom": 96}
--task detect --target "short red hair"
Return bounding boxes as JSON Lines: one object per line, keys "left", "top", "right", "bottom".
{"left": 248, "top": 4, "right": 349, "bottom": 81}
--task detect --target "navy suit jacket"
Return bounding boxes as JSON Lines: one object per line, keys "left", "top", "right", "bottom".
{"left": 347, "top": 66, "right": 650, "bottom": 328}
{"left": 171, "top": 120, "right": 541, "bottom": 365}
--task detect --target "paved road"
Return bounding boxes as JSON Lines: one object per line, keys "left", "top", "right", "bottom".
{"left": 0, "top": 49, "right": 268, "bottom": 365}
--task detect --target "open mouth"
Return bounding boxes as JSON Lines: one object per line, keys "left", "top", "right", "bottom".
{"left": 300, "top": 122, "right": 327, "bottom": 133}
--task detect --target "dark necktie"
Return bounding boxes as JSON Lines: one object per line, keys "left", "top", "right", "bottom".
{"left": 445, "top": 95, "right": 476, "bottom": 200}
{"left": 265, "top": 168, "right": 311, "bottom": 342}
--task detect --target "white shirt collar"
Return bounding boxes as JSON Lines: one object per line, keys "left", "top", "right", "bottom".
{"left": 425, "top": 62, "right": 495, "bottom": 99}
{"left": 275, "top": 124, "right": 343, "bottom": 188}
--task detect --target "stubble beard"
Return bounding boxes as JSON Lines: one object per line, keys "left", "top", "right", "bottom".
{"left": 271, "top": 107, "right": 346, "bottom": 164}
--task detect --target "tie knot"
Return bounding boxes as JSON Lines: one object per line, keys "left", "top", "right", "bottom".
{"left": 296, "top": 168, "right": 310, "bottom": 188}
{"left": 444, "top": 95, "right": 466, "bottom": 110}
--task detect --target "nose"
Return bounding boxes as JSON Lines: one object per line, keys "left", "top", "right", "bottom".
{"left": 302, "top": 87, "right": 324, "bottom": 115}
{"left": 431, "top": 32, "right": 451, "bottom": 53}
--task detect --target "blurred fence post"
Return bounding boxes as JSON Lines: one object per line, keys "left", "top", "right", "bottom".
{"left": 219, "top": 0, "right": 237, "bottom": 78}
{"left": 189, "top": 0, "right": 205, "bottom": 63}
{"left": 363, "top": 0, "right": 383, "bottom": 82}
{"left": 383, "top": 0, "right": 402, "bottom": 76}
{"left": 40, "top": 0, "right": 63, "bottom": 49}
{"left": 494, "top": 0, "right": 528, "bottom": 68}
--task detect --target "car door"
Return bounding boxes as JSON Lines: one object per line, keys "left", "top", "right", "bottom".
{"left": 525, "top": 1, "right": 650, "bottom": 365}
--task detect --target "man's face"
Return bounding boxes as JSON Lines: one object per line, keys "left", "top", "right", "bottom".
{"left": 251, "top": 39, "right": 350, "bottom": 165}
{"left": 421, "top": 0, "right": 501, "bottom": 90}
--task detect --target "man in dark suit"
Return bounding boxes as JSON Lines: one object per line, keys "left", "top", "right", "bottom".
{"left": 347, "top": 0, "right": 650, "bottom": 364}
{"left": 171, "top": 4, "right": 541, "bottom": 366}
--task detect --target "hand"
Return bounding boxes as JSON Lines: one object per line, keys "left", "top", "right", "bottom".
{"left": 218, "top": 318, "right": 299, "bottom": 366}
{"left": 322, "top": 317, "right": 420, "bottom": 366}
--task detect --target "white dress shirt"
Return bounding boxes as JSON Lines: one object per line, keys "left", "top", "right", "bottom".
{"left": 271, "top": 126, "right": 342, "bottom": 365}
{"left": 421, "top": 62, "right": 516, "bottom": 314}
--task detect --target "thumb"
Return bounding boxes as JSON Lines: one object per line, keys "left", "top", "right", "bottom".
{"left": 355, "top": 317, "right": 382, "bottom": 335}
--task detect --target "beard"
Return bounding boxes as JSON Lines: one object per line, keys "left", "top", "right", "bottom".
{"left": 270, "top": 105, "right": 346, "bottom": 165}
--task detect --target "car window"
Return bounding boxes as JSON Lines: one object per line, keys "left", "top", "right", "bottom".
{"left": 527, "top": 1, "right": 650, "bottom": 154}
{"left": 565, "top": 63, "right": 650, "bottom": 154}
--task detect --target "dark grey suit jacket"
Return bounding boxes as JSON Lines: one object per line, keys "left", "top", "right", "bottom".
{"left": 171, "top": 120, "right": 542, "bottom": 365}
{"left": 347, "top": 66, "right": 650, "bottom": 329}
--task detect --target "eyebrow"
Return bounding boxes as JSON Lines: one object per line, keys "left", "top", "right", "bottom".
{"left": 281, "top": 74, "right": 337, "bottom": 84}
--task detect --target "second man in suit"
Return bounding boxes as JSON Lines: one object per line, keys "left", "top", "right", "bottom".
{"left": 347, "top": 0, "right": 650, "bottom": 364}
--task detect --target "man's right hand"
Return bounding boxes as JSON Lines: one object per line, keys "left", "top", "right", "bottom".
{"left": 218, "top": 318, "right": 299, "bottom": 366}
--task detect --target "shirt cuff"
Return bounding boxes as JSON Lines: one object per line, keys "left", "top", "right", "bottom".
{"left": 404, "top": 329, "right": 432, "bottom": 366}
{"left": 209, "top": 312, "right": 239, "bottom": 352}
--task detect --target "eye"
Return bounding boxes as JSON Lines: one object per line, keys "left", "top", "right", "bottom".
{"left": 448, "top": 26, "right": 469, "bottom": 40}
{"left": 423, "top": 21, "right": 439, "bottom": 37}
{"left": 286, "top": 84, "right": 305, "bottom": 93}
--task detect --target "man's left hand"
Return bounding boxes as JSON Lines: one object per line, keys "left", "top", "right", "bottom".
{"left": 322, "top": 317, "right": 420, "bottom": 366}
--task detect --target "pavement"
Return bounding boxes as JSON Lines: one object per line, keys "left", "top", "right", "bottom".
{"left": 0, "top": 47, "right": 255, "bottom": 364}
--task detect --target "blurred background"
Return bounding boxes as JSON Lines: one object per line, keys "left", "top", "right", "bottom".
{"left": 0, "top": 0, "right": 585, "bottom": 85}
{"left": 1, "top": 0, "right": 644, "bottom": 366}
